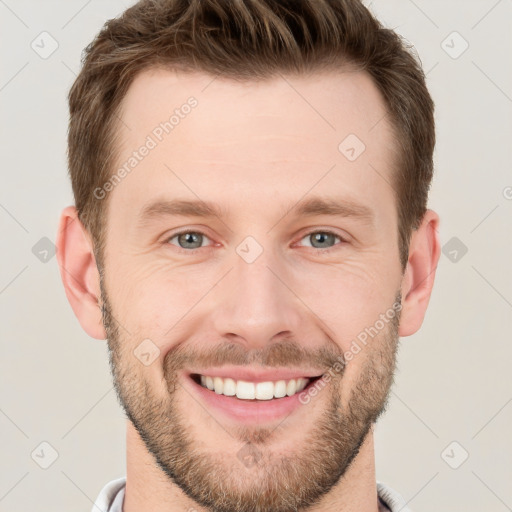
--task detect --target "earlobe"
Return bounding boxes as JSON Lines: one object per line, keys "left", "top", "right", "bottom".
{"left": 398, "top": 209, "right": 441, "bottom": 337}
{"left": 56, "top": 206, "right": 106, "bottom": 340}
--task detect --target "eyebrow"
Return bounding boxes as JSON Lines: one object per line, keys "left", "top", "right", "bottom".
{"left": 137, "top": 196, "right": 375, "bottom": 228}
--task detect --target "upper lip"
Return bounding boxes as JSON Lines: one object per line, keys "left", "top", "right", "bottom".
{"left": 186, "top": 366, "right": 324, "bottom": 383}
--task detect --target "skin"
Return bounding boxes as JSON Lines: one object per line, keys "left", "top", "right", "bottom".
{"left": 57, "top": 67, "right": 440, "bottom": 511}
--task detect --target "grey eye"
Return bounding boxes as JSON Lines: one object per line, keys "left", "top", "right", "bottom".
{"left": 169, "top": 231, "right": 209, "bottom": 249}
{"left": 301, "top": 231, "right": 341, "bottom": 249}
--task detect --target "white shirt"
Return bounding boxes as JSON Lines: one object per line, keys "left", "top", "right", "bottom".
{"left": 91, "top": 476, "right": 412, "bottom": 511}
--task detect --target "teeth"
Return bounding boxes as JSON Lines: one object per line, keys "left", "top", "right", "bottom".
{"left": 255, "top": 381, "right": 274, "bottom": 400}
{"left": 286, "top": 379, "right": 297, "bottom": 396}
{"left": 236, "top": 380, "right": 255, "bottom": 399}
{"left": 293, "top": 379, "right": 308, "bottom": 394}
{"left": 197, "top": 375, "right": 310, "bottom": 400}
{"left": 223, "top": 378, "right": 236, "bottom": 396}
{"left": 274, "top": 380, "right": 287, "bottom": 398}
{"left": 213, "top": 377, "right": 224, "bottom": 394}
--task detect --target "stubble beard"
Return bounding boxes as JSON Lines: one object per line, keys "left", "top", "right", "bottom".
{"left": 100, "top": 278, "right": 401, "bottom": 512}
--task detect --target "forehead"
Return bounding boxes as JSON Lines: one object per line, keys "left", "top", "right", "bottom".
{"left": 110, "top": 67, "right": 397, "bottom": 227}
{"left": 118, "top": 66, "right": 393, "bottom": 142}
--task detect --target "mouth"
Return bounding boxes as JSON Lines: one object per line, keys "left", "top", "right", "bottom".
{"left": 185, "top": 371, "right": 324, "bottom": 424}
{"left": 191, "top": 373, "right": 321, "bottom": 400}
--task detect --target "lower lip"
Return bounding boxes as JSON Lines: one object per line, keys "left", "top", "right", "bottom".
{"left": 185, "top": 375, "right": 315, "bottom": 424}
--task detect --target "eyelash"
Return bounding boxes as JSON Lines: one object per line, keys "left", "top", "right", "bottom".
{"left": 164, "top": 229, "right": 347, "bottom": 254}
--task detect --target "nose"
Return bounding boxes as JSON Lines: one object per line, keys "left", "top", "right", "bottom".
{"left": 210, "top": 246, "right": 303, "bottom": 350}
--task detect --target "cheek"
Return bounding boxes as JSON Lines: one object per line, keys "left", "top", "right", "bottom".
{"left": 111, "top": 259, "right": 218, "bottom": 338}
{"left": 108, "top": 243, "right": 400, "bottom": 356}
{"left": 290, "top": 256, "right": 396, "bottom": 350}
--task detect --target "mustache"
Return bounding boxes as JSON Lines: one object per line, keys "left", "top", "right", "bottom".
{"left": 163, "top": 339, "right": 345, "bottom": 377}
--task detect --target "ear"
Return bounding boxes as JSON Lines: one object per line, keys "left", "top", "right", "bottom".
{"left": 56, "top": 206, "right": 106, "bottom": 340}
{"left": 398, "top": 209, "right": 441, "bottom": 337}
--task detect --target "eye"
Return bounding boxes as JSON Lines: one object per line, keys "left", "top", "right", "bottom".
{"left": 166, "top": 230, "right": 213, "bottom": 250}
{"left": 298, "top": 230, "right": 345, "bottom": 251}
{"left": 164, "top": 229, "right": 346, "bottom": 253}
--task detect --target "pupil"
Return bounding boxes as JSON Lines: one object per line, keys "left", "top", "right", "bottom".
{"left": 180, "top": 232, "right": 201, "bottom": 248}
{"left": 312, "top": 232, "right": 332, "bottom": 248}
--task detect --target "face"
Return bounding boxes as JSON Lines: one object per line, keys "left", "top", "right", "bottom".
{"left": 99, "top": 68, "right": 405, "bottom": 511}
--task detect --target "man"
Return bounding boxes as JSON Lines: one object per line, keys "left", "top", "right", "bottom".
{"left": 56, "top": 0, "right": 440, "bottom": 510}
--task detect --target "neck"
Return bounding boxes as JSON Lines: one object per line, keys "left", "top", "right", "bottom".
{"left": 123, "top": 421, "right": 381, "bottom": 512}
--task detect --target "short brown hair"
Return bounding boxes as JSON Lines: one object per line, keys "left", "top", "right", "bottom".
{"left": 68, "top": 0, "right": 435, "bottom": 271}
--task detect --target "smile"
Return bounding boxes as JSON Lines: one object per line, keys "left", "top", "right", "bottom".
{"left": 185, "top": 368, "right": 324, "bottom": 423}
{"left": 195, "top": 374, "right": 311, "bottom": 400}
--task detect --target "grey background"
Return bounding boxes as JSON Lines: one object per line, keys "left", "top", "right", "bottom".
{"left": 1, "top": 1, "right": 511, "bottom": 511}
